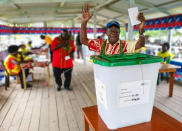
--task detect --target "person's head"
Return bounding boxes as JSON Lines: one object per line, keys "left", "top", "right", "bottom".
{"left": 97, "top": 36, "right": 101, "bottom": 39}
{"left": 8, "top": 45, "right": 19, "bottom": 56}
{"left": 106, "top": 21, "right": 120, "bottom": 45}
{"left": 28, "top": 41, "right": 32, "bottom": 45}
{"left": 62, "top": 29, "right": 69, "bottom": 38}
{"left": 162, "top": 42, "right": 170, "bottom": 52}
{"left": 40, "top": 35, "right": 45, "bottom": 39}
{"left": 68, "top": 31, "right": 72, "bottom": 35}
{"left": 19, "top": 44, "right": 26, "bottom": 49}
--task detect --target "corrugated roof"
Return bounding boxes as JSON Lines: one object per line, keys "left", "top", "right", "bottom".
{"left": 0, "top": 0, "right": 181, "bottom": 27}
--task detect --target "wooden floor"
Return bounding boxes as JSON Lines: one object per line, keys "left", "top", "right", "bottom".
{"left": 0, "top": 60, "right": 182, "bottom": 131}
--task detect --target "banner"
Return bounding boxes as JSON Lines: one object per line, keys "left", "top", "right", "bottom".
{"left": 0, "top": 25, "right": 105, "bottom": 35}
{"left": 126, "top": 13, "right": 182, "bottom": 31}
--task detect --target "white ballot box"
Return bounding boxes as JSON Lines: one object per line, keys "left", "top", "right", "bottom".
{"left": 90, "top": 53, "right": 163, "bottom": 130}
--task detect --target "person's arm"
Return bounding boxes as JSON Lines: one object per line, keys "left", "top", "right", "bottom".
{"left": 39, "top": 43, "right": 47, "bottom": 49}
{"left": 80, "top": 4, "right": 93, "bottom": 46}
{"left": 135, "top": 13, "right": 146, "bottom": 50}
{"left": 51, "top": 37, "right": 67, "bottom": 51}
{"left": 21, "top": 54, "right": 33, "bottom": 63}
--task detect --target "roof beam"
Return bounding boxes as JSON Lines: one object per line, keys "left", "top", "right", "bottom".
{"left": 0, "top": 11, "right": 81, "bottom": 17}
{"left": 105, "top": 6, "right": 128, "bottom": 16}
{"left": 89, "top": 20, "right": 105, "bottom": 27}
{"left": 95, "top": 0, "right": 119, "bottom": 10}
{"left": 0, "top": 0, "right": 21, "bottom": 8}
{"left": 97, "top": 13, "right": 125, "bottom": 25}
{"left": 8, "top": 16, "right": 76, "bottom": 24}
{"left": 3, "top": 14, "right": 77, "bottom": 19}
{"left": 135, "top": 0, "right": 171, "bottom": 15}
{"left": 59, "top": 1, "right": 65, "bottom": 7}
{"left": 0, "top": 0, "right": 93, "bottom": 4}
{"left": 74, "top": 0, "right": 120, "bottom": 21}
{"left": 141, "top": 0, "right": 182, "bottom": 15}
{"left": 0, "top": 7, "right": 81, "bottom": 13}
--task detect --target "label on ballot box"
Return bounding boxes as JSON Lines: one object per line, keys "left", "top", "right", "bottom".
{"left": 95, "top": 78, "right": 108, "bottom": 110}
{"left": 118, "top": 80, "right": 151, "bottom": 107}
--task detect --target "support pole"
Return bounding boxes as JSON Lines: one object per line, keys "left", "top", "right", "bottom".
{"left": 93, "top": 9, "right": 97, "bottom": 39}
{"left": 128, "top": 0, "right": 135, "bottom": 40}
{"left": 167, "top": 29, "right": 173, "bottom": 52}
{"left": 43, "top": 21, "right": 47, "bottom": 35}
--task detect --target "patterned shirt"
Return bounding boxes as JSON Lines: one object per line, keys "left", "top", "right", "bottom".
{"left": 51, "top": 37, "right": 75, "bottom": 68}
{"left": 88, "top": 39, "right": 136, "bottom": 55}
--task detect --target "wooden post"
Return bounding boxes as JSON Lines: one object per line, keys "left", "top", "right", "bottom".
{"left": 47, "top": 65, "right": 50, "bottom": 87}
{"left": 22, "top": 68, "right": 27, "bottom": 90}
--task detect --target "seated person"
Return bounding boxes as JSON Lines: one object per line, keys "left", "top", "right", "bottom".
{"left": 26, "top": 41, "right": 33, "bottom": 51}
{"left": 4, "top": 45, "right": 33, "bottom": 89}
{"left": 157, "top": 43, "right": 174, "bottom": 83}
{"left": 19, "top": 44, "right": 32, "bottom": 55}
{"left": 157, "top": 42, "right": 174, "bottom": 64}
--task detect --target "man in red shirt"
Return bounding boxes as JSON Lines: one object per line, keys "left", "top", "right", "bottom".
{"left": 51, "top": 29, "right": 75, "bottom": 91}
{"left": 80, "top": 5, "right": 145, "bottom": 54}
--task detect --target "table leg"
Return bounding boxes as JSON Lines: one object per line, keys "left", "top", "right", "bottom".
{"left": 22, "top": 68, "right": 27, "bottom": 90}
{"left": 84, "top": 116, "right": 89, "bottom": 131}
{"left": 32, "top": 68, "right": 34, "bottom": 81}
{"left": 169, "top": 72, "right": 175, "bottom": 97}
{"left": 47, "top": 66, "right": 50, "bottom": 87}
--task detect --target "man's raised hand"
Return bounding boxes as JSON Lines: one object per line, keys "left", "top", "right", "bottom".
{"left": 138, "top": 13, "right": 145, "bottom": 34}
{"left": 82, "top": 4, "right": 93, "bottom": 23}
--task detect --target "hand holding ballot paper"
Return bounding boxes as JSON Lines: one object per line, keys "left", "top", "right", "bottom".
{"left": 128, "top": 7, "right": 141, "bottom": 26}
{"left": 128, "top": 7, "right": 145, "bottom": 34}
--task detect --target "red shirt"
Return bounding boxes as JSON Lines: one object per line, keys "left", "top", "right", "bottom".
{"left": 88, "top": 39, "right": 128, "bottom": 54}
{"left": 51, "top": 37, "right": 75, "bottom": 68}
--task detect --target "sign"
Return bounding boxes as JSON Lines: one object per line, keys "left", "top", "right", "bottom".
{"left": 118, "top": 80, "right": 151, "bottom": 107}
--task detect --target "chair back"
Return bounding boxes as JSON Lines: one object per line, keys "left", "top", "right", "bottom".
{"left": 0, "top": 60, "right": 9, "bottom": 76}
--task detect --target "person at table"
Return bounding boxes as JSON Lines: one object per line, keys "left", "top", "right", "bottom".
{"left": 80, "top": 5, "right": 145, "bottom": 55}
{"left": 51, "top": 29, "right": 75, "bottom": 91}
{"left": 157, "top": 42, "right": 174, "bottom": 83}
{"left": 26, "top": 41, "right": 33, "bottom": 51}
{"left": 19, "top": 44, "right": 32, "bottom": 56}
{"left": 4, "top": 45, "right": 33, "bottom": 89}
{"left": 157, "top": 42, "right": 174, "bottom": 64}
{"left": 40, "top": 35, "right": 53, "bottom": 62}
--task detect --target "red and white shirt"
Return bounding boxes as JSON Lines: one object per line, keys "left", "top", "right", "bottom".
{"left": 88, "top": 39, "right": 136, "bottom": 55}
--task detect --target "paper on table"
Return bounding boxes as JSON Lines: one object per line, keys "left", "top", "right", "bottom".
{"left": 128, "top": 7, "right": 141, "bottom": 26}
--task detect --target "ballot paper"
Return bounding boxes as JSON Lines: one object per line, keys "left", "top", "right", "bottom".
{"left": 128, "top": 7, "right": 141, "bottom": 26}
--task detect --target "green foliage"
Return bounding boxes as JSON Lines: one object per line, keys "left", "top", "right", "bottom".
{"left": 173, "top": 30, "right": 182, "bottom": 36}
{"left": 144, "top": 30, "right": 167, "bottom": 37}
{"left": 120, "top": 27, "right": 126, "bottom": 40}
